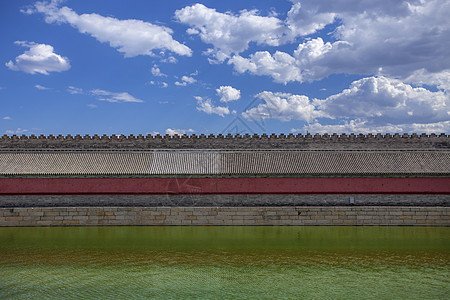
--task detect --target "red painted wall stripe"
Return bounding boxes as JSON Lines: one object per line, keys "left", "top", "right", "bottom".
{"left": 0, "top": 177, "right": 449, "bottom": 195}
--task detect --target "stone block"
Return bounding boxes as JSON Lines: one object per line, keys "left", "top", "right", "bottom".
{"left": 5, "top": 216, "right": 23, "bottom": 221}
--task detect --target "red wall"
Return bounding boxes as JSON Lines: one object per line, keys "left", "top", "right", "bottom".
{"left": 0, "top": 177, "right": 449, "bottom": 195}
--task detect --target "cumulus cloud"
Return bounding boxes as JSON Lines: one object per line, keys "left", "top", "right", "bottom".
{"left": 165, "top": 128, "right": 195, "bottom": 136}
{"left": 3, "top": 116, "right": 12, "bottom": 120}
{"left": 285, "top": 1, "right": 336, "bottom": 37}
{"left": 151, "top": 65, "right": 166, "bottom": 77}
{"left": 34, "top": 84, "right": 50, "bottom": 90}
{"left": 175, "top": 3, "right": 285, "bottom": 61}
{"left": 229, "top": 49, "right": 303, "bottom": 84}
{"left": 216, "top": 86, "right": 240, "bottom": 102}
{"left": 404, "top": 69, "right": 450, "bottom": 92}
{"left": 90, "top": 89, "right": 144, "bottom": 103}
{"left": 178, "top": 0, "right": 449, "bottom": 88}
{"left": 31, "top": 0, "right": 192, "bottom": 57}
{"left": 196, "top": 96, "right": 229, "bottom": 117}
{"left": 5, "top": 41, "right": 70, "bottom": 75}
{"left": 238, "top": 0, "right": 449, "bottom": 84}
{"left": 244, "top": 76, "right": 450, "bottom": 133}
{"left": 175, "top": 76, "right": 196, "bottom": 86}
{"left": 320, "top": 77, "right": 449, "bottom": 125}
{"left": 243, "top": 91, "right": 326, "bottom": 123}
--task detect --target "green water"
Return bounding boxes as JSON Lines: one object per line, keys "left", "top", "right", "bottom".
{"left": 0, "top": 226, "right": 448, "bottom": 299}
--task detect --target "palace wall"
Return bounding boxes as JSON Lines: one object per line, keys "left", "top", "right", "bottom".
{"left": 1, "top": 133, "right": 449, "bottom": 150}
{"left": 1, "top": 133, "right": 448, "bottom": 226}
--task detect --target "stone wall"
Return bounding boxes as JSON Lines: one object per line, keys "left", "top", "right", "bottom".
{"left": 1, "top": 206, "right": 448, "bottom": 226}
{"left": 1, "top": 194, "right": 449, "bottom": 207}
{"left": 1, "top": 133, "right": 448, "bottom": 149}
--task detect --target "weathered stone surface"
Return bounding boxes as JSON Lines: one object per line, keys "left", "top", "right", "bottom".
{"left": 0, "top": 206, "right": 448, "bottom": 226}
{"left": 1, "top": 194, "right": 448, "bottom": 208}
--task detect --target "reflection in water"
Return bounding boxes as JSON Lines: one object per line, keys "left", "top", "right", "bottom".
{"left": 0, "top": 226, "right": 449, "bottom": 299}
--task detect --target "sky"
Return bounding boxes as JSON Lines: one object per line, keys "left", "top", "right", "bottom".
{"left": 1, "top": 0, "right": 449, "bottom": 136}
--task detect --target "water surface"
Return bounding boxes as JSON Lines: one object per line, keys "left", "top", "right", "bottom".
{"left": 0, "top": 226, "right": 448, "bottom": 299}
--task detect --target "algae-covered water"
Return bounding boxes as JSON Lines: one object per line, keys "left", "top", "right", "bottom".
{"left": 0, "top": 226, "right": 448, "bottom": 299}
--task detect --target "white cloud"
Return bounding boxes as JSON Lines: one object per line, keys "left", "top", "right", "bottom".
{"left": 175, "top": 76, "right": 196, "bottom": 86}
{"left": 87, "top": 104, "right": 97, "bottom": 109}
{"left": 285, "top": 1, "right": 336, "bottom": 37}
{"left": 229, "top": 50, "right": 302, "bottom": 84}
{"left": 196, "top": 96, "right": 229, "bottom": 117}
{"left": 67, "top": 86, "right": 84, "bottom": 94}
{"left": 295, "top": 120, "right": 450, "bottom": 134}
{"left": 34, "top": 84, "right": 50, "bottom": 90}
{"left": 230, "top": 0, "right": 450, "bottom": 85}
{"left": 244, "top": 76, "right": 449, "bottom": 132}
{"left": 175, "top": 3, "right": 285, "bottom": 61}
{"left": 404, "top": 69, "right": 450, "bottom": 92}
{"left": 285, "top": 0, "right": 426, "bottom": 37}
{"left": 90, "top": 89, "right": 144, "bottom": 103}
{"left": 229, "top": 38, "right": 354, "bottom": 84}
{"left": 177, "top": 0, "right": 449, "bottom": 89}
{"left": 149, "top": 81, "right": 168, "bottom": 88}
{"left": 321, "top": 76, "right": 449, "bottom": 125}
{"left": 161, "top": 56, "right": 177, "bottom": 64}
{"left": 165, "top": 128, "right": 195, "bottom": 136}
{"left": 31, "top": 0, "right": 192, "bottom": 57}
{"left": 406, "top": 121, "right": 450, "bottom": 133}
{"left": 292, "top": 120, "right": 404, "bottom": 134}
{"left": 5, "top": 128, "right": 28, "bottom": 135}
{"left": 3, "top": 116, "right": 12, "bottom": 120}
{"left": 6, "top": 41, "right": 70, "bottom": 75}
{"left": 243, "top": 91, "right": 325, "bottom": 123}
{"left": 216, "top": 86, "right": 240, "bottom": 102}
{"left": 151, "top": 65, "right": 166, "bottom": 77}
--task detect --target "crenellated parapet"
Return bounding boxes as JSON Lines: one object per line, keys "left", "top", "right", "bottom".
{"left": 0, "top": 133, "right": 449, "bottom": 149}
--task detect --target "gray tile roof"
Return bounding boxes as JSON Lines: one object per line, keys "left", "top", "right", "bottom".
{"left": 0, "top": 150, "right": 448, "bottom": 176}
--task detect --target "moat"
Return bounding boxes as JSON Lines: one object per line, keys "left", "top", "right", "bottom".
{"left": 0, "top": 226, "right": 448, "bottom": 299}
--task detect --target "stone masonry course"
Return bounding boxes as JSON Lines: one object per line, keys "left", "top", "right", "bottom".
{"left": 1, "top": 206, "right": 448, "bottom": 226}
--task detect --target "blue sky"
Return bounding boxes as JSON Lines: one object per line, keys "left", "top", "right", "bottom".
{"left": 1, "top": 0, "right": 449, "bottom": 136}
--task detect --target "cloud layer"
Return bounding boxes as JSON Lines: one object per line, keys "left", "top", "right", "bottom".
{"left": 6, "top": 41, "right": 70, "bottom": 75}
